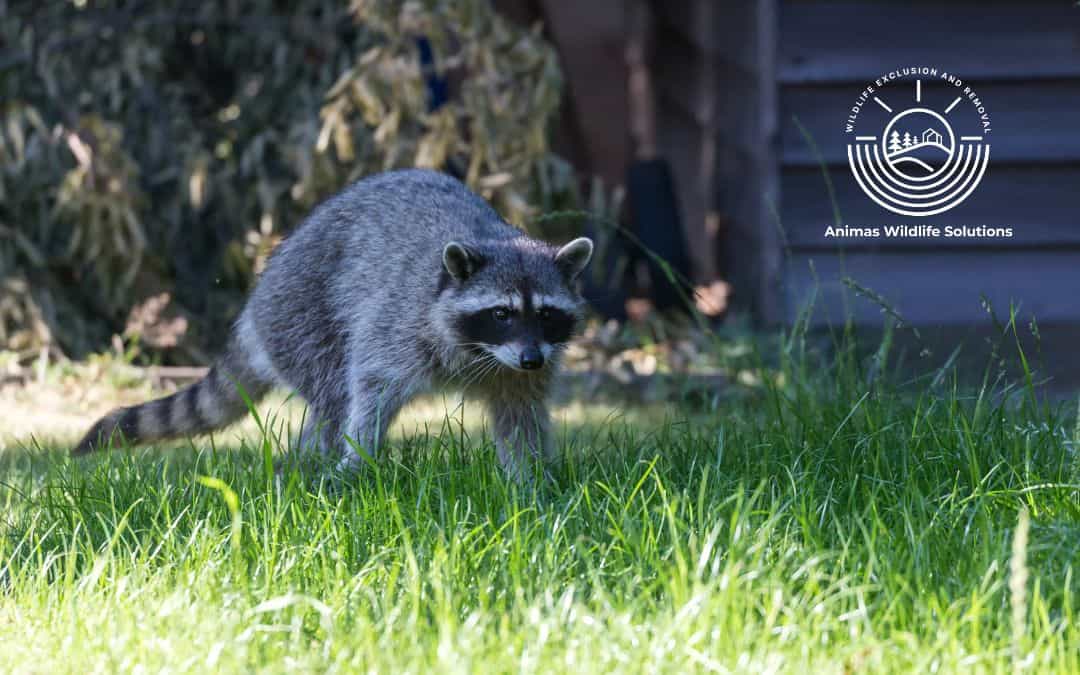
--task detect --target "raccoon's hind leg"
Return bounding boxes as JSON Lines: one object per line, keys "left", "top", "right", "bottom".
{"left": 296, "top": 415, "right": 327, "bottom": 455}
{"left": 334, "top": 375, "right": 416, "bottom": 473}
{"left": 276, "top": 412, "right": 338, "bottom": 477}
{"left": 294, "top": 403, "right": 348, "bottom": 460}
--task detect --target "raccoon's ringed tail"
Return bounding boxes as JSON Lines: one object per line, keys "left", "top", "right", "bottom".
{"left": 71, "top": 344, "right": 272, "bottom": 456}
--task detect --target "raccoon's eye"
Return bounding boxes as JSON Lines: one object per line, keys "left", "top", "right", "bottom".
{"left": 491, "top": 306, "right": 512, "bottom": 322}
{"left": 539, "top": 307, "right": 552, "bottom": 321}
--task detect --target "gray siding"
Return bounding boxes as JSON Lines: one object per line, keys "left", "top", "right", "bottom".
{"left": 779, "top": 1, "right": 1080, "bottom": 326}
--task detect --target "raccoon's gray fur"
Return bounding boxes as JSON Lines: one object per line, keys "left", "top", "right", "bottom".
{"left": 73, "top": 169, "right": 593, "bottom": 482}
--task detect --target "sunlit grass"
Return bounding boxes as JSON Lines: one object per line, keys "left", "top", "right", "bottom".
{"left": 1, "top": 331, "right": 1078, "bottom": 673}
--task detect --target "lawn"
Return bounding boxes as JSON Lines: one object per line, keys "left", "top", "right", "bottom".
{"left": 1, "top": 330, "right": 1078, "bottom": 673}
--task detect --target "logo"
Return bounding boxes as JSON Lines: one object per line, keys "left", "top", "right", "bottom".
{"left": 845, "top": 68, "right": 991, "bottom": 217}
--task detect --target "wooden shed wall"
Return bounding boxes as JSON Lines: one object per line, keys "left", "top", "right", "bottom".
{"left": 652, "top": 0, "right": 780, "bottom": 320}
{"left": 779, "top": 1, "right": 1080, "bottom": 326}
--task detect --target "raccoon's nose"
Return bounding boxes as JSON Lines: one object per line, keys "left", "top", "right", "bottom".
{"left": 519, "top": 346, "right": 544, "bottom": 370}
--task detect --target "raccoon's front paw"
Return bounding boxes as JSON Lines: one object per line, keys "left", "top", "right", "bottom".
{"left": 499, "top": 456, "right": 556, "bottom": 487}
{"left": 335, "top": 448, "right": 374, "bottom": 474}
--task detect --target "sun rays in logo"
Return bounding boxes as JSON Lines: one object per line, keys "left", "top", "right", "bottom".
{"left": 848, "top": 81, "right": 990, "bottom": 216}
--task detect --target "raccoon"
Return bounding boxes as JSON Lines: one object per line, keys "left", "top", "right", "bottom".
{"left": 73, "top": 169, "right": 593, "bottom": 482}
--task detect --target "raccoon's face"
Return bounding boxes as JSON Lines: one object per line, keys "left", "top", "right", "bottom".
{"left": 438, "top": 237, "right": 593, "bottom": 372}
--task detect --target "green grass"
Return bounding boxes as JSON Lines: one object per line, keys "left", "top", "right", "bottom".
{"left": 2, "top": 330, "right": 1079, "bottom": 673}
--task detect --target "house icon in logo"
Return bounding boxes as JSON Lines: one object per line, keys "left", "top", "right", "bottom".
{"left": 922, "top": 128, "right": 943, "bottom": 145}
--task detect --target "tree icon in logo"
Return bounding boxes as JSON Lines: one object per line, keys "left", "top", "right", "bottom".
{"left": 888, "top": 131, "right": 902, "bottom": 153}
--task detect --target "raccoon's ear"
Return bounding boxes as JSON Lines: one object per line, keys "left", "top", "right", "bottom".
{"left": 442, "top": 241, "right": 484, "bottom": 281}
{"left": 554, "top": 237, "right": 594, "bottom": 281}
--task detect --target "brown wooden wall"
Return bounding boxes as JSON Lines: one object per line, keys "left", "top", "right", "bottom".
{"left": 653, "top": 0, "right": 780, "bottom": 321}
{"left": 497, "top": 0, "right": 782, "bottom": 320}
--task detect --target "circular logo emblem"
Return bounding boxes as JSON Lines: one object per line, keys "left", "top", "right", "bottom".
{"left": 846, "top": 71, "right": 991, "bottom": 217}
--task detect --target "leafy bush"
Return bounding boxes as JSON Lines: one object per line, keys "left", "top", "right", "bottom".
{"left": 0, "top": 0, "right": 567, "bottom": 363}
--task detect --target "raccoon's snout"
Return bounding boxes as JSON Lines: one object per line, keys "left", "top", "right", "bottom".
{"left": 484, "top": 342, "right": 547, "bottom": 372}
{"left": 519, "top": 346, "right": 544, "bottom": 370}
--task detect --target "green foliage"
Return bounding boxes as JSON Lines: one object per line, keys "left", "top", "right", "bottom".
{"left": 0, "top": 0, "right": 567, "bottom": 361}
